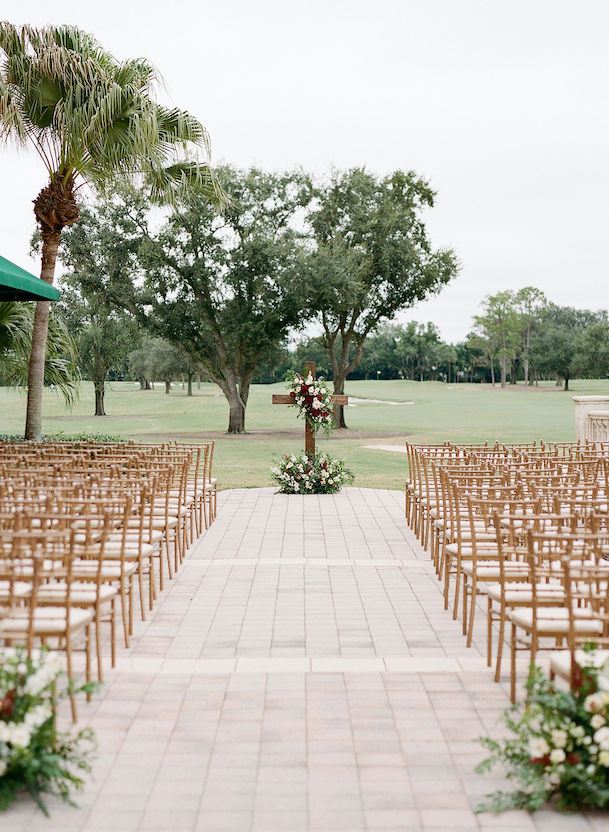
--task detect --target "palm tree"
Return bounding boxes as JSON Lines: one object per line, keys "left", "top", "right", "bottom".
{"left": 0, "top": 23, "right": 224, "bottom": 438}
{"left": 0, "top": 301, "right": 80, "bottom": 403}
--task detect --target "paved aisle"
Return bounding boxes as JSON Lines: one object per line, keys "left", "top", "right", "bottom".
{"left": 6, "top": 489, "right": 609, "bottom": 831}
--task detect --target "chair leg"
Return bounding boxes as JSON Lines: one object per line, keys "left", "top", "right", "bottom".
{"left": 65, "top": 638, "right": 77, "bottom": 723}
{"left": 119, "top": 579, "right": 130, "bottom": 648}
{"left": 494, "top": 606, "right": 506, "bottom": 682}
{"left": 466, "top": 579, "right": 477, "bottom": 646}
{"left": 95, "top": 607, "right": 103, "bottom": 682}
{"left": 110, "top": 597, "right": 116, "bottom": 668}
{"left": 486, "top": 598, "right": 493, "bottom": 667}
{"left": 510, "top": 622, "right": 517, "bottom": 703}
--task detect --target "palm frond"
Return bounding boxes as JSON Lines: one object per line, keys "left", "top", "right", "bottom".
{"left": 0, "top": 22, "right": 226, "bottom": 207}
{"left": 0, "top": 301, "right": 80, "bottom": 404}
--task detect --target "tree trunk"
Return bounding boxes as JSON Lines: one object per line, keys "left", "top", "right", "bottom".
{"left": 227, "top": 393, "right": 245, "bottom": 432}
{"left": 94, "top": 384, "right": 106, "bottom": 416}
{"left": 500, "top": 356, "right": 507, "bottom": 388}
{"left": 197, "top": 374, "right": 201, "bottom": 390}
{"left": 490, "top": 361, "right": 495, "bottom": 386}
{"left": 25, "top": 176, "right": 80, "bottom": 440}
{"left": 564, "top": 374, "right": 569, "bottom": 391}
{"left": 333, "top": 374, "right": 348, "bottom": 428}
{"left": 523, "top": 357, "right": 529, "bottom": 386}
{"left": 187, "top": 372, "right": 193, "bottom": 397}
{"left": 25, "top": 231, "right": 62, "bottom": 440}
{"left": 139, "top": 378, "right": 146, "bottom": 390}
{"left": 165, "top": 380, "right": 171, "bottom": 394}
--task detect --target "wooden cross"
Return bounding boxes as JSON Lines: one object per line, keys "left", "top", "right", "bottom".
{"left": 272, "top": 361, "right": 348, "bottom": 456}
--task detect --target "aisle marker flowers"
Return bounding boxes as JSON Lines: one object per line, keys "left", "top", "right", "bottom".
{"left": 0, "top": 646, "right": 96, "bottom": 816}
{"left": 477, "top": 652, "right": 609, "bottom": 812}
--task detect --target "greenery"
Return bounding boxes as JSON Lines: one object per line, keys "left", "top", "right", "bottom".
{"left": 476, "top": 659, "right": 609, "bottom": 813}
{"left": 0, "top": 302, "right": 80, "bottom": 403}
{"left": 271, "top": 449, "right": 354, "bottom": 494}
{"left": 0, "top": 647, "right": 96, "bottom": 816}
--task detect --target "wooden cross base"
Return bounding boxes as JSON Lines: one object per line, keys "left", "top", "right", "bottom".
{"left": 273, "top": 361, "right": 348, "bottom": 456}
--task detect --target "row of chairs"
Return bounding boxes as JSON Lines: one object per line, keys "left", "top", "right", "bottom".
{"left": 405, "top": 440, "right": 609, "bottom": 700}
{"left": 0, "top": 439, "right": 218, "bottom": 719}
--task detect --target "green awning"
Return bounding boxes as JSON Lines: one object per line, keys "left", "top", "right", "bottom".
{"left": 0, "top": 255, "right": 60, "bottom": 302}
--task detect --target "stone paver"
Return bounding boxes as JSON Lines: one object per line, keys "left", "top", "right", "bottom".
{"left": 8, "top": 488, "right": 609, "bottom": 831}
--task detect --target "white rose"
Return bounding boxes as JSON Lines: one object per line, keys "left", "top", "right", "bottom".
{"left": 570, "top": 724, "right": 586, "bottom": 739}
{"left": 549, "top": 748, "right": 566, "bottom": 764}
{"left": 545, "top": 771, "right": 561, "bottom": 787}
{"left": 529, "top": 737, "right": 550, "bottom": 758}
{"left": 600, "top": 750, "right": 609, "bottom": 767}
{"left": 584, "top": 693, "right": 605, "bottom": 712}
{"left": 8, "top": 724, "right": 31, "bottom": 748}
{"left": 591, "top": 714, "right": 605, "bottom": 730}
{"left": 312, "top": 398, "right": 321, "bottom": 410}
{"left": 594, "top": 727, "right": 609, "bottom": 750}
{"left": 551, "top": 729, "right": 568, "bottom": 749}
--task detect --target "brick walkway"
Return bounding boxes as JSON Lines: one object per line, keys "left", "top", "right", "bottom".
{"left": 6, "top": 488, "right": 609, "bottom": 831}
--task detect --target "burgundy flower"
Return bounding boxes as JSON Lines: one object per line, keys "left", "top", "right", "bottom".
{"left": 0, "top": 689, "right": 16, "bottom": 719}
{"left": 528, "top": 754, "right": 551, "bottom": 767}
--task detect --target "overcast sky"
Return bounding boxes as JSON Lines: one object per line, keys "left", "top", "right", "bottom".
{"left": 2, "top": 0, "right": 608, "bottom": 342}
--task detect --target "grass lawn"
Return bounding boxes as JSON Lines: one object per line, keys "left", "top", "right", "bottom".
{"left": 0, "top": 378, "right": 605, "bottom": 490}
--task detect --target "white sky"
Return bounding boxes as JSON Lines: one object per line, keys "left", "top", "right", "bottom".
{"left": 2, "top": 0, "right": 608, "bottom": 342}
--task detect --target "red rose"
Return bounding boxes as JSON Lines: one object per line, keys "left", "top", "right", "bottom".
{"left": 0, "top": 689, "right": 15, "bottom": 718}
{"left": 305, "top": 395, "right": 314, "bottom": 406}
{"left": 528, "top": 754, "right": 551, "bottom": 767}
{"left": 300, "top": 384, "right": 309, "bottom": 395}
{"left": 289, "top": 391, "right": 296, "bottom": 399}
{"left": 566, "top": 753, "right": 581, "bottom": 765}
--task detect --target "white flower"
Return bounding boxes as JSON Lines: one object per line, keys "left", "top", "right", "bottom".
{"left": 594, "top": 726, "right": 609, "bottom": 750}
{"left": 7, "top": 724, "right": 31, "bottom": 748}
{"left": 528, "top": 737, "right": 550, "bottom": 757}
{"left": 549, "top": 748, "right": 566, "bottom": 764}
{"left": 570, "top": 724, "right": 586, "bottom": 739}
{"left": 551, "top": 729, "right": 568, "bottom": 749}
{"left": 584, "top": 693, "right": 605, "bottom": 713}
{"left": 600, "top": 750, "right": 609, "bottom": 767}
{"left": 545, "top": 771, "right": 561, "bottom": 787}
{"left": 591, "top": 714, "right": 606, "bottom": 730}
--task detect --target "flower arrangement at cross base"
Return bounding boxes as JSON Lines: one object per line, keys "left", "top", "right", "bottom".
{"left": 0, "top": 646, "right": 96, "bottom": 816}
{"left": 285, "top": 369, "right": 335, "bottom": 434}
{"left": 272, "top": 450, "right": 354, "bottom": 494}
{"left": 476, "top": 653, "right": 609, "bottom": 813}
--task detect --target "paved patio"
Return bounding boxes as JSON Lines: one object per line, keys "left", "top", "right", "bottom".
{"left": 6, "top": 488, "right": 609, "bottom": 831}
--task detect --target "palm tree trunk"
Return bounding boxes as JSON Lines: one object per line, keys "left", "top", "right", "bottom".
{"left": 24, "top": 231, "right": 61, "bottom": 440}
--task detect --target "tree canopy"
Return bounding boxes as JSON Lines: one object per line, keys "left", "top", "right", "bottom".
{"left": 304, "top": 168, "right": 459, "bottom": 425}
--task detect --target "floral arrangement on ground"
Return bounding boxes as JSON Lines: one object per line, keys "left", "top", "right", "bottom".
{"left": 0, "top": 646, "right": 96, "bottom": 816}
{"left": 285, "top": 369, "right": 335, "bottom": 434}
{"left": 271, "top": 450, "right": 354, "bottom": 494}
{"left": 476, "top": 653, "right": 609, "bottom": 812}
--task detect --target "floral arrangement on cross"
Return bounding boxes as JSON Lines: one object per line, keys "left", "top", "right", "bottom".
{"left": 271, "top": 362, "right": 354, "bottom": 494}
